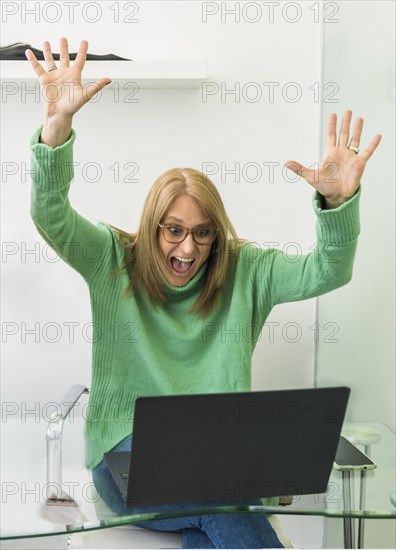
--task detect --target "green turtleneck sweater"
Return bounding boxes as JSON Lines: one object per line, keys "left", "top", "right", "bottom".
{"left": 30, "top": 126, "right": 360, "bottom": 471}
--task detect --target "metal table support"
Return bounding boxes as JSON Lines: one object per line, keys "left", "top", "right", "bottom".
{"left": 342, "top": 444, "right": 372, "bottom": 549}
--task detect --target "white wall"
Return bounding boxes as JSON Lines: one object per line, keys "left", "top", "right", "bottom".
{"left": 1, "top": 1, "right": 323, "bottom": 412}
{"left": 317, "top": 1, "right": 395, "bottom": 547}
{"left": 317, "top": 0, "right": 395, "bottom": 435}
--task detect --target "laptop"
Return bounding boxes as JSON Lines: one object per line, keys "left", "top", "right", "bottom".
{"left": 104, "top": 386, "right": 350, "bottom": 507}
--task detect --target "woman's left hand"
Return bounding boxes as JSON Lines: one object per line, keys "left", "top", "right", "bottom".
{"left": 284, "top": 110, "right": 382, "bottom": 208}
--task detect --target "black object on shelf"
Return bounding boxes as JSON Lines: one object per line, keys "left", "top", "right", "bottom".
{"left": 1, "top": 43, "right": 132, "bottom": 61}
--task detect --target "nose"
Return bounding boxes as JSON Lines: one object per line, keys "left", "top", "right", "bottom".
{"left": 178, "top": 232, "right": 196, "bottom": 255}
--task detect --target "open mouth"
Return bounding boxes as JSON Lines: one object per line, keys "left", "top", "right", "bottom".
{"left": 170, "top": 256, "right": 195, "bottom": 275}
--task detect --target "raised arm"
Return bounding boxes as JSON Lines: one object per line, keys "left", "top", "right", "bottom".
{"left": 27, "top": 38, "right": 114, "bottom": 282}
{"left": 256, "top": 111, "right": 382, "bottom": 310}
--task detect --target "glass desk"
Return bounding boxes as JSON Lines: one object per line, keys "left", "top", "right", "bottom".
{"left": 1, "top": 415, "right": 395, "bottom": 549}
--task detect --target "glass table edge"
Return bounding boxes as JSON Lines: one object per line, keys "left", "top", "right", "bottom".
{"left": 2, "top": 504, "right": 396, "bottom": 540}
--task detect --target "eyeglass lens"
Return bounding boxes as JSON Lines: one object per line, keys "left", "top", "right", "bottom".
{"left": 161, "top": 225, "right": 214, "bottom": 244}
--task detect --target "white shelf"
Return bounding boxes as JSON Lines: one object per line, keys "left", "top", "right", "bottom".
{"left": 0, "top": 60, "right": 208, "bottom": 89}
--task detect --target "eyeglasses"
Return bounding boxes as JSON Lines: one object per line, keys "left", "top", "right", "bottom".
{"left": 158, "top": 223, "right": 216, "bottom": 245}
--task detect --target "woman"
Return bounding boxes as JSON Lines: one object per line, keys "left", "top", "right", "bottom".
{"left": 26, "top": 38, "right": 381, "bottom": 549}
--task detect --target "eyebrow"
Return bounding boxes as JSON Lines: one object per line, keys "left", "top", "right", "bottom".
{"left": 165, "top": 216, "right": 210, "bottom": 227}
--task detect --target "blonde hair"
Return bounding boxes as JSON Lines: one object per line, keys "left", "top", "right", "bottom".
{"left": 111, "top": 167, "right": 241, "bottom": 317}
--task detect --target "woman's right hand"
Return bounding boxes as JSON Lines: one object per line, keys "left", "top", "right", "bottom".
{"left": 25, "top": 37, "right": 112, "bottom": 147}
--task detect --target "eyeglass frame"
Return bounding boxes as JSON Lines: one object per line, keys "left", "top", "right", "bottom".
{"left": 158, "top": 223, "right": 217, "bottom": 245}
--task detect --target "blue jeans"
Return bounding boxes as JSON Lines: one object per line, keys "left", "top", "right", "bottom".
{"left": 91, "top": 435, "right": 284, "bottom": 549}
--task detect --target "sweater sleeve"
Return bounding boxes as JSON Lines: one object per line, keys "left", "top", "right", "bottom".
{"left": 30, "top": 125, "right": 112, "bottom": 283}
{"left": 262, "top": 188, "right": 361, "bottom": 309}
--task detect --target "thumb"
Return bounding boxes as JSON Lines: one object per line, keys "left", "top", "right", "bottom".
{"left": 83, "top": 77, "right": 112, "bottom": 101}
{"left": 284, "top": 160, "right": 314, "bottom": 183}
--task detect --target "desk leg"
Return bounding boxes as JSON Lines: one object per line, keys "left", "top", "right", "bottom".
{"left": 357, "top": 444, "right": 371, "bottom": 549}
{"left": 342, "top": 470, "right": 355, "bottom": 549}
{"left": 357, "top": 469, "right": 367, "bottom": 548}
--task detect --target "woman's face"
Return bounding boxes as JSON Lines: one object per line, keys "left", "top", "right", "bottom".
{"left": 159, "top": 194, "right": 213, "bottom": 287}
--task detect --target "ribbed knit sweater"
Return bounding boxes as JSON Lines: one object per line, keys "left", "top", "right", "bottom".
{"left": 30, "top": 126, "right": 361, "bottom": 471}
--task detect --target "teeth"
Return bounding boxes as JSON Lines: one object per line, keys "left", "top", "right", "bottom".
{"left": 175, "top": 256, "right": 194, "bottom": 263}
